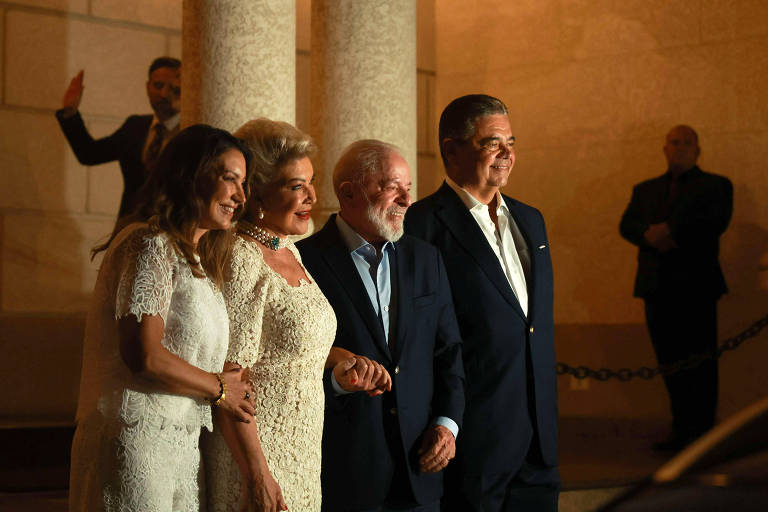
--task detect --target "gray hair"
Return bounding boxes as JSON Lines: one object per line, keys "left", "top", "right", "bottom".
{"left": 333, "top": 139, "right": 401, "bottom": 195}
{"left": 234, "top": 118, "right": 316, "bottom": 194}
{"left": 438, "top": 94, "right": 508, "bottom": 165}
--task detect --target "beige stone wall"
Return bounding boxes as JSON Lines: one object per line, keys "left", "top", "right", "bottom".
{"left": 1, "top": 2, "right": 182, "bottom": 317}
{"left": 434, "top": 0, "right": 768, "bottom": 418}
{"left": 0, "top": 0, "right": 183, "bottom": 422}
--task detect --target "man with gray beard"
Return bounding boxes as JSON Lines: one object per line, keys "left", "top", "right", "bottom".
{"left": 297, "top": 140, "right": 465, "bottom": 512}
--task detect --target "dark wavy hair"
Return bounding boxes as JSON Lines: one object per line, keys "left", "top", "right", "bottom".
{"left": 93, "top": 124, "right": 252, "bottom": 287}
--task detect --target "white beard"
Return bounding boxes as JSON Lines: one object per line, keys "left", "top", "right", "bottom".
{"left": 365, "top": 202, "right": 405, "bottom": 242}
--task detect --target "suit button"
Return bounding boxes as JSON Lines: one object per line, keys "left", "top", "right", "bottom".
{"left": 529, "top": 326, "right": 534, "bottom": 333}
{"left": 389, "top": 408, "right": 397, "bottom": 416}
{"left": 394, "top": 366, "right": 400, "bottom": 375}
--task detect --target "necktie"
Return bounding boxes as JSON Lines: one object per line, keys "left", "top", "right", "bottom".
{"left": 145, "top": 123, "right": 166, "bottom": 174}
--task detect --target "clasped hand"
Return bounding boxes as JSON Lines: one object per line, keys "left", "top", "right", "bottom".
{"left": 418, "top": 425, "right": 455, "bottom": 473}
{"left": 644, "top": 222, "right": 677, "bottom": 252}
{"left": 219, "top": 365, "right": 256, "bottom": 423}
{"left": 333, "top": 355, "right": 392, "bottom": 396}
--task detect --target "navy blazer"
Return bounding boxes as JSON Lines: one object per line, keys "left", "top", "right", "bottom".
{"left": 297, "top": 216, "right": 465, "bottom": 510}
{"left": 404, "top": 182, "right": 558, "bottom": 480}
{"left": 619, "top": 166, "right": 733, "bottom": 299}
{"left": 56, "top": 110, "right": 153, "bottom": 218}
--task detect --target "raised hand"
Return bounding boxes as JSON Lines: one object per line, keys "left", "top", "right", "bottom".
{"left": 62, "top": 70, "right": 85, "bottom": 111}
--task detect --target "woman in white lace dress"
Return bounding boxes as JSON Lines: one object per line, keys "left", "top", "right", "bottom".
{"left": 203, "top": 120, "right": 392, "bottom": 512}
{"left": 69, "top": 125, "right": 257, "bottom": 512}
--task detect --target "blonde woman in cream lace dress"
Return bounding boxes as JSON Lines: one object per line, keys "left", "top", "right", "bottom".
{"left": 203, "top": 120, "right": 392, "bottom": 512}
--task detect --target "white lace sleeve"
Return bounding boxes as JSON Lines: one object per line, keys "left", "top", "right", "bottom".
{"left": 114, "top": 230, "right": 175, "bottom": 323}
{"left": 224, "top": 239, "right": 268, "bottom": 368}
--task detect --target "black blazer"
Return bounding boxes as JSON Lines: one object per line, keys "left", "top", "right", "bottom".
{"left": 56, "top": 110, "right": 152, "bottom": 217}
{"left": 619, "top": 166, "right": 733, "bottom": 299}
{"left": 297, "top": 216, "right": 465, "bottom": 510}
{"left": 404, "top": 183, "right": 558, "bottom": 480}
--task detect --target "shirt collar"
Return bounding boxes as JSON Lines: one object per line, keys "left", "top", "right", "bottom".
{"left": 335, "top": 214, "right": 396, "bottom": 256}
{"left": 151, "top": 112, "right": 181, "bottom": 133}
{"left": 666, "top": 165, "right": 700, "bottom": 182}
{"left": 445, "top": 176, "right": 509, "bottom": 215}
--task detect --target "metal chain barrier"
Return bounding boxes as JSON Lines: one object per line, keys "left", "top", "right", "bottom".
{"left": 556, "top": 313, "right": 768, "bottom": 382}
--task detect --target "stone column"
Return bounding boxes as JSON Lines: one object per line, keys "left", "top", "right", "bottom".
{"left": 311, "top": 0, "right": 417, "bottom": 220}
{"left": 182, "top": 0, "right": 296, "bottom": 132}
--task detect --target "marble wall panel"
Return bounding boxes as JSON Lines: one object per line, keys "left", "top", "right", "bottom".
{"left": 5, "top": 10, "right": 166, "bottom": 116}
{"left": 91, "top": 0, "right": 182, "bottom": 30}
{"left": 439, "top": 38, "right": 767, "bottom": 153}
{"left": 417, "top": 0, "right": 436, "bottom": 71}
{"left": 674, "top": 39, "right": 768, "bottom": 133}
{"left": 417, "top": 71, "right": 436, "bottom": 155}
{"left": 0, "top": 109, "right": 86, "bottom": 212}
{"left": 296, "top": 52, "right": 311, "bottom": 134}
{"left": 701, "top": 0, "right": 768, "bottom": 42}
{"left": 560, "top": 0, "right": 700, "bottom": 59}
{"left": 0, "top": 8, "right": 4, "bottom": 104}
{"left": 0, "top": 313, "right": 84, "bottom": 419}
{"left": 82, "top": 118, "right": 123, "bottom": 216}
{"left": 168, "top": 33, "right": 182, "bottom": 58}
{"left": 436, "top": 0, "right": 562, "bottom": 73}
{"left": 3, "top": 0, "right": 87, "bottom": 13}
{"left": 1, "top": 211, "right": 109, "bottom": 312}
{"left": 517, "top": 139, "right": 661, "bottom": 324}
{"left": 416, "top": 153, "right": 441, "bottom": 200}
{"left": 296, "top": 0, "right": 311, "bottom": 52}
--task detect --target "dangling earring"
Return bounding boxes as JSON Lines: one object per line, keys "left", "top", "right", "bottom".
{"left": 257, "top": 206, "right": 265, "bottom": 220}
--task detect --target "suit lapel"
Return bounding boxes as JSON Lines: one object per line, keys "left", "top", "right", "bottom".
{"left": 317, "top": 218, "right": 392, "bottom": 361}
{"left": 504, "top": 196, "right": 537, "bottom": 316}
{"left": 433, "top": 184, "right": 526, "bottom": 319}
{"left": 391, "top": 239, "right": 413, "bottom": 363}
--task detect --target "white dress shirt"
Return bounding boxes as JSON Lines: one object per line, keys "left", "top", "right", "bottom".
{"left": 445, "top": 177, "right": 530, "bottom": 317}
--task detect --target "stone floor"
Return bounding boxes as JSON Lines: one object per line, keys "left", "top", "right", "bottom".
{"left": 0, "top": 417, "right": 674, "bottom": 512}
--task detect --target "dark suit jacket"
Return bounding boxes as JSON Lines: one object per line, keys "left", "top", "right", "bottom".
{"left": 56, "top": 110, "right": 152, "bottom": 217}
{"left": 619, "top": 166, "right": 733, "bottom": 299}
{"left": 297, "top": 216, "right": 465, "bottom": 510}
{"left": 404, "top": 183, "right": 558, "bottom": 483}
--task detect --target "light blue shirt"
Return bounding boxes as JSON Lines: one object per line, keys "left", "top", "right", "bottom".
{"left": 331, "top": 214, "right": 459, "bottom": 438}
{"left": 336, "top": 214, "right": 395, "bottom": 341}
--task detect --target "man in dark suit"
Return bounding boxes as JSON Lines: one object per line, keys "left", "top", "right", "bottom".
{"left": 55, "top": 56, "right": 181, "bottom": 218}
{"left": 297, "top": 140, "right": 465, "bottom": 512}
{"left": 620, "top": 125, "right": 733, "bottom": 451}
{"left": 405, "top": 94, "right": 559, "bottom": 511}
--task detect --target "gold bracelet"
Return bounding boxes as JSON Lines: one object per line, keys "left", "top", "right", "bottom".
{"left": 211, "top": 372, "right": 227, "bottom": 407}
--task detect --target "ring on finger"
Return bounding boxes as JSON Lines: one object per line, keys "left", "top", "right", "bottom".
{"left": 244, "top": 391, "right": 251, "bottom": 400}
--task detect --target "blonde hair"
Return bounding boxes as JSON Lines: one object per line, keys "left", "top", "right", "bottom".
{"left": 234, "top": 119, "right": 316, "bottom": 206}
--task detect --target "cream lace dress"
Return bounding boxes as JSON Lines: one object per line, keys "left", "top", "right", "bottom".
{"left": 69, "top": 223, "right": 229, "bottom": 512}
{"left": 202, "top": 236, "right": 337, "bottom": 512}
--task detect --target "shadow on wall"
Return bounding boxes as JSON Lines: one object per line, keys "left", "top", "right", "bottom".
{"left": 718, "top": 183, "right": 768, "bottom": 419}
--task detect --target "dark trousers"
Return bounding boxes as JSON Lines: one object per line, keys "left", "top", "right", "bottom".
{"left": 644, "top": 295, "right": 719, "bottom": 439}
{"left": 358, "top": 503, "right": 439, "bottom": 512}
{"left": 441, "top": 451, "right": 559, "bottom": 512}
{"left": 325, "top": 393, "right": 425, "bottom": 512}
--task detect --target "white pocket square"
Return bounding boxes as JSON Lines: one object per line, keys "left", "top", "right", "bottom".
{"left": 538, "top": 244, "right": 547, "bottom": 249}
